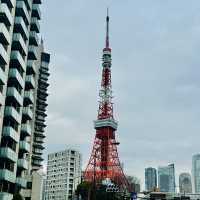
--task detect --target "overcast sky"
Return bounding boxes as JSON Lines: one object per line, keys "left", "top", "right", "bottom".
{"left": 40, "top": 0, "right": 200, "bottom": 188}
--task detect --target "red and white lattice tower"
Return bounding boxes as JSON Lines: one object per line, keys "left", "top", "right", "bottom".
{"left": 83, "top": 10, "right": 130, "bottom": 191}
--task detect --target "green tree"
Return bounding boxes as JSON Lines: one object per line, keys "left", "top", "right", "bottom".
{"left": 13, "top": 193, "right": 24, "bottom": 200}
{"left": 76, "top": 181, "right": 92, "bottom": 200}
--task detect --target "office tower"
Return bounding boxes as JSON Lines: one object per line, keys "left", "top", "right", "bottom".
{"left": 158, "top": 164, "right": 176, "bottom": 193}
{"left": 45, "top": 149, "right": 82, "bottom": 200}
{"left": 192, "top": 154, "right": 200, "bottom": 193}
{"left": 0, "top": 0, "right": 50, "bottom": 199}
{"left": 179, "top": 173, "right": 192, "bottom": 194}
{"left": 145, "top": 167, "right": 157, "bottom": 191}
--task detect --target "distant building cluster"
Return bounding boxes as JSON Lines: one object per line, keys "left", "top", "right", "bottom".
{"left": 145, "top": 154, "right": 200, "bottom": 194}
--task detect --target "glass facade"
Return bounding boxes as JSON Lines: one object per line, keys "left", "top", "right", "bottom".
{"left": 192, "top": 154, "right": 200, "bottom": 193}
{"left": 145, "top": 167, "right": 157, "bottom": 191}
{"left": 158, "top": 164, "right": 175, "bottom": 193}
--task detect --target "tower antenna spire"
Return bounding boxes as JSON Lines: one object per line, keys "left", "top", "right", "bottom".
{"left": 106, "top": 7, "right": 109, "bottom": 48}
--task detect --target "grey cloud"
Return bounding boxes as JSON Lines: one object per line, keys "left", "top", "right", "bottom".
{"left": 42, "top": 0, "right": 200, "bottom": 188}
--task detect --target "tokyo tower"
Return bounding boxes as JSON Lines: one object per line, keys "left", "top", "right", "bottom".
{"left": 83, "top": 10, "right": 130, "bottom": 191}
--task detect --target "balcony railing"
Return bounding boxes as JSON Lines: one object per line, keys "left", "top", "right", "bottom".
{"left": 10, "top": 50, "right": 26, "bottom": 71}
{"left": 16, "top": 177, "right": 27, "bottom": 188}
{"left": 7, "top": 87, "right": 23, "bottom": 106}
{"left": 27, "top": 60, "right": 36, "bottom": 74}
{"left": 0, "top": 147, "right": 17, "bottom": 162}
{"left": 12, "top": 33, "right": 27, "bottom": 56}
{"left": 22, "top": 107, "right": 33, "bottom": 120}
{"left": 31, "top": 17, "right": 40, "bottom": 33}
{"left": 25, "top": 75, "right": 35, "bottom": 89}
{"left": 0, "top": 169, "right": 15, "bottom": 183}
{"left": 21, "top": 124, "right": 31, "bottom": 136}
{"left": 0, "top": 23, "right": 10, "bottom": 45}
{"left": 24, "top": 91, "right": 34, "bottom": 104}
{"left": 16, "top": 1, "right": 30, "bottom": 25}
{"left": 3, "top": 126, "right": 19, "bottom": 142}
{"left": 9, "top": 68, "right": 24, "bottom": 89}
{"left": 17, "top": 159, "right": 28, "bottom": 170}
{"left": 0, "top": 3, "right": 12, "bottom": 26}
{"left": 32, "top": 4, "right": 41, "bottom": 19}
{"left": 14, "top": 17, "right": 28, "bottom": 40}
{"left": 4, "top": 106, "right": 21, "bottom": 124}
{"left": 0, "top": 43, "right": 8, "bottom": 65}
{"left": 19, "top": 141, "right": 30, "bottom": 152}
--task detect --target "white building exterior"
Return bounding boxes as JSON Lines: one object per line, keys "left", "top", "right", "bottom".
{"left": 45, "top": 149, "right": 82, "bottom": 200}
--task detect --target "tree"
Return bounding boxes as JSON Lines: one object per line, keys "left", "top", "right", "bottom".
{"left": 76, "top": 181, "right": 92, "bottom": 200}
{"left": 13, "top": 193, "right": 24, "bottom": 200}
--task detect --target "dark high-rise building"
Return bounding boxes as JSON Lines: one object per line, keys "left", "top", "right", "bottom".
{"left": 145, "top": 167, "right": 157, "bottom": 191}
{"left": 158, "top": 164, "right": 176, "bottom": 193}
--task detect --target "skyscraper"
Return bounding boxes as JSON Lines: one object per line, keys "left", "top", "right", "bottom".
{"left": 145, "top": 167, "right": 157, "bottom": 191}
{"left": 179, "top": 173, "right": 192, "bottom": 194}
{"left": 45, "top": 149, "right": 82, "bottom": 200}
{"left": 192, "top": 154, "right": 200, "bottom": 193}
{"left": 158, "top": 164, "right": 176, "bottom": 193}
{"left": 0, "top": 0, "right": 50, "bottom": 199}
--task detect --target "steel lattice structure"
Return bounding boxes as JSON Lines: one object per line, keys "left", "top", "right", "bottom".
{"left": 83, "top": 11, "right": 130, "bottom": 191}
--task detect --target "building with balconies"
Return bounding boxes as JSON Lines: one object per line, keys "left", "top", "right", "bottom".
{"left": 0, "top": 0, "right": 50, "bottom": 199}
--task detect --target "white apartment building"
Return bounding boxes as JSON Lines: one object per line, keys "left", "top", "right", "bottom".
{"left": 45, "top": 149, "right": 82, "bottom": 200}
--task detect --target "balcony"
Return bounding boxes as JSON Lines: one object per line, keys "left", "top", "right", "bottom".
{"left": 9, "top": 68, "right": 24, "bottom": 89}
{"left": 34, "top": 136, "right": 44, "bottom": 143}
{"left": 32, "top": 159, "right": 42, "bottom": 166}
{"left": 10, "top": 51, "right": 26, "bottom": 71}
{"left": 31, "top": 17, "right": 40, "bottom": 33}
{"left": 0, "top": 192, "right": 13, "bottom": 200}
{"left": 33, "top": 142, "right": 44, "bottom": 150}
{"left": 0, "top": 65, "right": 6, "bottom": 85}
{"left": 21, "top": 124, "right": 31, "bottom": 136}
{"left": 16, "top": 177, "right": 27, "bottom": 188}
{"left": 16, "top": 1, "right": 30, "bottom": 25}
{"left": 19, "top": 141, "right": 30, "bottom": 152}
{"left": 32, "top": 4, "right": 41, "bottom": 19}
{"left": 17, "top": 159, "right": 28, "bottom": 169}
{"left": 27, "top": 60, "right": 36, "bottom": 74}
{"left": 24, "top": 91, "right": 34, "bottom": 104}
{"left": 0, "top": 3, "right": 12, "bottom": 26}
{"left": 29, "top": 31, "right": 39, "bottom": 46}
{"left": 4, "top": 106, "right": 21, "bottom": 124}
{"left": 14, "top": 17, "right": 28, "bottom": 40}
{"left": 0, "top": 44, "right": 8, "bottom": 65}
{"left": 12, "top": 33, "right": 27, "bottom": 56}
{"left": 0, "top": 23, "right": 10, "bottom": 45}
{"left": 22, "top": 107, "right": 33, "bottom": 120}
{"left": 0, "top": 169, "right": 15, "bottom": 183}
{"left": 25, "top": 75, "right": 35, "bottom": 89}
{"left": 28, "top": 45, "right": 37, "bottom": 60}
{"left": 1, "top": 0, "right": 14, "bottom": 8}
{"left": 7, "top": 87, "right": 23, "bottom": 106}
{"left": 2, "top": 126, "right": 19, "bottom": 142}
{"left": 0, "top": 147, "right": 17, "bottom": 162}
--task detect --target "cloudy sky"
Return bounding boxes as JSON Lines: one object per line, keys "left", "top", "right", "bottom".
{"left": 40, "top": 0, "right": 200, "bottom": 188}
